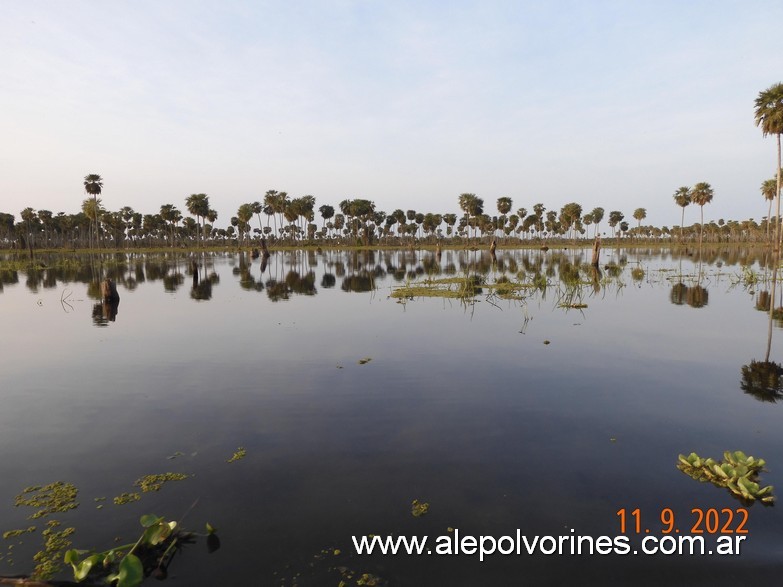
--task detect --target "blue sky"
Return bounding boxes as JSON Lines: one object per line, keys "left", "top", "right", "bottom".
{"left": 1, "top": 0, "right": 781, "bottom": 229}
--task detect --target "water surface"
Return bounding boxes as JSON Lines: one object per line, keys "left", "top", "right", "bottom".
{"left": 1, "top": 247, "right": 783, "bottom": 585}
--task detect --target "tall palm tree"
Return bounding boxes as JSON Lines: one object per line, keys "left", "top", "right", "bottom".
{"left": 755, "top": 83, "right": 783, "bottom": 248}
{"left": 496, "top": 197, "right": 512, "bottom": 240}
{"left": 237, "top": 203, "right": 254, "bottom": 246}
{"left": 81, "top": 197, "right": 105, "bottom": 249}
{"left": 84, "top": 174, "right": 103, "bottom": 248}
{"left": 673, "top": 187, "right": 691, "bottom": 243}
{"left": 761, "top": 178, "right": 777, "bottom": 242}
{"left": 590, "top": 207, "right": 604, "bottom": 238}
{"left": 206, "top": 209, "right": 218, "bottom": 243}
{"left": 691, "top": 182, "right": 714, "bottom": 248}
{"left": 633, "top": 208, "right": 646, "bottom": 230}
{"left": 608, "top": 210, "right": 624, "bottom": 240}
{"left": 497, "top": 197, "right": 512, "bottom": 216}
{"left": 319, "top": 204, "right": 335, "bottom": 234}
{"left": 160, "top": 204, "right": 180, "bottom": 247}
{"left": 185, "top": 193, "right": 210, "bottom": 247}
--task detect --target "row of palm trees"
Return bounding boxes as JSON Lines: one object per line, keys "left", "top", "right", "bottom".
{"left": 2, "top": 83, "right": 781, "bottom": 251}
{"left": 3, "top": 192, "right": 769, "bottom": 250}
{"left": 0, "top": 182, "right": 771, "bottom": 249}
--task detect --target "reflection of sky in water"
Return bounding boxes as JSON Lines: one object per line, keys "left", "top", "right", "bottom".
{"left": 1, "top": 248, "right": 783, "bottom": 585}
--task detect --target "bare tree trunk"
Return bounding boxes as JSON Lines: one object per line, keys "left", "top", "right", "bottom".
{"left": 591, "top": 235, "right": 601, "bottom": 266}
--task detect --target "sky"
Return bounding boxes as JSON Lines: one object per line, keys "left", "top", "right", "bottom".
{"left": 1, "top": 0, "right": 781, "bottom": 229}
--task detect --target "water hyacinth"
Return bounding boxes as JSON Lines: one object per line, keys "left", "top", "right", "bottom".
{"left": 677, "top": 451, "right": 774, "bottom": 503}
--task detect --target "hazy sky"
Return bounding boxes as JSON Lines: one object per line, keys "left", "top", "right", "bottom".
{"left": 1, "top": 0, "right": 781, "bottom": 229}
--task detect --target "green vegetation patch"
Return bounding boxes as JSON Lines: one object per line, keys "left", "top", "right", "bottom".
{"left": 411, "top": 499, "right": 429, "bottom": 517}
{"left": 33, "top": 520, "right": 75, "bottom": 579}
{"left": 677, "top": 451, "right": 774, "bottom": 503}
{"left": 135, "top": 472, "right": 189, "bottom": 492}
{"left": 227, "top": 447, "right": 247, "bottom": 463}
{"left": 3, "top": 526, "right": 36, "bottom": 539}
{"left": 114, "top": 492, "right": 142, "bottom": 506}
{"left": 14, "top": 482, "right": 78, "bottom": 519}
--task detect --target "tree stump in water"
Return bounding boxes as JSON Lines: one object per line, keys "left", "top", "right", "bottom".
{"left": 101, "top": 278, "right": 120, "bottom": 302}
{"left": 591, "top": 235, "right": 601, "bottom": 266}
{"left": 489, "top": 238, "right": 497, "bottom": 255}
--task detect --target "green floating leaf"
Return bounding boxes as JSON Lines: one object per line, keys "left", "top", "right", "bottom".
{"left": 71, "top": 553, "right": 103, "bottom": 581}
{"left": 142, "top": 521, "right": 172, "bottom": 546}
{"left": 140, "top": 514, "right": 162, "bottom": 528}
{"left": 109, "top": 553, "right": 144, "bottom": 587}
{"left": 64, "top": 549, "right": 81, "bottom": 565}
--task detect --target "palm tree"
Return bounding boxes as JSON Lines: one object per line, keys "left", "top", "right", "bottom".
{"left": 318, "top": 204, "right": 334, "bottom": 233}
{"left": 206, "top": 209, "right": 218, "bottom": 243}
{"left": 160, "top": 204, "right": 181, "bottom": 247}
{"left": 20, "top": 207, "right": 37, "bottom": 252}
{"left": 761, "top": 178, "right": 777, "bottom": 242}
{"left": 673, "top": 187, "right": 691, "bottom": 243}
{"left": 691, "top": 182, "right": 714, "bottom": 247}
{"left": 633, "top": 208, "right": 647, "bottom": 233}
{"left": 496, "top": 197, "right": 512, "bottom": 239}
{"left": 457, "top": 194, "right": 483, "bottom": 240}
{"left": 590, "top": 207, "right": 604, "bottom": 237}
{"left": 755, "top": 83, "right": 783, "bottom": 248}
{"left": 608, "top": 211, "right": 624, "bottom": 239}
{"left": 84, "top": 174, "right": 103, "bottom": 248}
{"left": 251, "top": 201, "right": 264, "bottom": 237}
{"left": 236, "top": 203, "right": 254, "bottom": 246}
{"left": 185, "top": 194, "right": 211, "bottom": 247}
{"left": 81, "top": 197, "right": 105, "bottom": 249}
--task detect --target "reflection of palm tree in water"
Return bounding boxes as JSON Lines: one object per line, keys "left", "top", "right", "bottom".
{"left": 740, "top": 248, "right": 783, "bottom": 402}
{"left": 669, "top": 250, "right": 708, "bottom": 308}
{"left": 190, "top": 254, "right": 219, "bottom": 301}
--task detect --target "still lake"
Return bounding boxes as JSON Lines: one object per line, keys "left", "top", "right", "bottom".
{"left": 1, "top": 246, "right": 783, "bottom": 585}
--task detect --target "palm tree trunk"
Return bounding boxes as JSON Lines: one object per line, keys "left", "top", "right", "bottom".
{"left": 777, "top": 134, "right": 782, "bottom": 250}
{"left": 768, "top": 198, "right": 773, "bottom": 242}
{"left": 680, "top": 207, "right": 685, "bottom": 244}
{"left": 699, "top": 206, "right": 704, "bottom": 249}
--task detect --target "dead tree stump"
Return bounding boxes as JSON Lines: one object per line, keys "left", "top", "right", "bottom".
{"left": 591, "top": 235, "right": 601, "bottom": 266}
{"left": 101, "top": 278, "right": 120, "bottom": 302}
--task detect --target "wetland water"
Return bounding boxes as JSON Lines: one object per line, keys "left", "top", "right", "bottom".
{"left": 1, "top": 246, "right": 783, "bottom": 585}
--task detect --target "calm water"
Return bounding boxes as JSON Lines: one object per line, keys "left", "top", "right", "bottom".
{"left": 2, "top": 247, "right": 783, "bottom": 585}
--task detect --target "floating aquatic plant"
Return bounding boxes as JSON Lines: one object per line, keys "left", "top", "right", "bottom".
{"left": 411, "top": 500, "right": 429, "bottom": 517}
{"left": 227, "top": 447, "right": 247, "bottom": 463}
{"left": 677, "top": 451, "right": 774, "bottom": 504}
{"left": 14, "top": 482, "right": 78, "bottom": 519}
{"left": 64, "top": 513, "right": 217, "bottom": 587}
{"left": 135, "top": 473, "right": 189, "bottom": 492}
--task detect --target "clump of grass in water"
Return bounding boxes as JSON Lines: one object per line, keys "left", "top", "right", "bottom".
{"left": 411, "top": 499, "right": 429, "bottom": 517}
{"left": 390, "top": 274, "right": 485, "bottom": 299}
{"left": 227, "top": 447, "right": 247, "bottom": 463}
